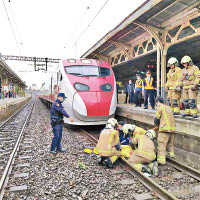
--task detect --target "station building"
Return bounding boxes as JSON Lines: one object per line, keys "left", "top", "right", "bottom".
{"left": 81, "top": 0, "right": 200, "bottom": 100}
{"left": 0, "top": 58, "right": 26, "bottom": 99}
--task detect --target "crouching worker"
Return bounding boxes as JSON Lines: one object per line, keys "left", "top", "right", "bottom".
{"left": 96, "top": 118, "right": 121, "bottom": 168}
{"left": 128, "top": 129, "right": 158, "bottom": 176}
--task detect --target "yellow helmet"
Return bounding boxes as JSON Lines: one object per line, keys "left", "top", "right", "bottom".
{"left": 167, "top": 57, "right": 179, "bottom": 67}
{"left": 107, "top": 118, "right": 118, "bottom": 128}
{"left": 181, "top": 56, "right": 193, "bottom": 66}
{"left": 122, "top": 124, "right": 135, "bottom": 134}
{"left": 145, "top": 129, "right": 156, "bottom": 140}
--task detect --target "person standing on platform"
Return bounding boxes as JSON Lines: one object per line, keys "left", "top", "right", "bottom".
{"left": 128, "top": 80, "right": 134, "bottom": 104}
{"left": 154, "top": 97, "right": 176, "bottom": 165}
{"left": 142, "top": 70, "right": 156, "bottom": 110}
{"left": 124, "top": 82, "right": 129, "bottom": 104}
{"left": 50, "top": 93, "right": 73, "bottom": 154}
{"left": 165, "top": 57, "right": 182, "bottom": 115}
{"left": 181, "top": 56, "right": 200, "bottom": 118}
{"left": 134, "top": 74, "right": 143, "bottom": 107}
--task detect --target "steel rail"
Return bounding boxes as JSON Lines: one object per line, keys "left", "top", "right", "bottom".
{"left": 168, "top": 158, "right": 200, "bottom": 181}
{"left": 0, "top": 98, "right": 31, "bottom": 128}
{"left": 79, "top": 129, "right": 179, "bottom": 200}
{"left": 0, "top": 101, "right": 35, "bottom": 199}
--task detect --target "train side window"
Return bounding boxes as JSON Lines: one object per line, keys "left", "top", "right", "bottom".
{"left": 60, "top": 74, "right": 63, "bottom": 81}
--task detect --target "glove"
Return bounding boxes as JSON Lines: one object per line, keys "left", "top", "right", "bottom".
{"left": 129, "top": 140, "right": 135, "bottom": 149}
{"left": 115, "top": 143, "right": 121, "bottom": 151}
{"left": 191, "top": 85, "right": 197, "bottom": 91}
{"left": 154, "top": 117, "right": 160, "bottom": 126}
{"left": 175, "top": 87, "right": 181, "bottom": 92}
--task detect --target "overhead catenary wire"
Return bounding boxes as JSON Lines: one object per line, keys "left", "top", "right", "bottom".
{"left": 66, "top": 0, "right": 109, "bottom": 56}
{"left": 1, "top": 0, "right": 21, "bottom": 55}
{"left": 65, "top": 0, "right": 94, "bottom": 48}
{"left": 8, "top": 1, "right": 23, "bottom": 54}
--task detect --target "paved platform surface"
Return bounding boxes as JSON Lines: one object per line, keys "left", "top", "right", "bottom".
{"left": 0, "top": 97, "right": 29, "bottom": 109}
{"left": 116, "top": 103, "right": 200, "bottom": 137}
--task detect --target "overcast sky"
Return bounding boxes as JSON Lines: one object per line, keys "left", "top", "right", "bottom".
{"left": 0, "top": 0, "right": 146, "bottom": 88}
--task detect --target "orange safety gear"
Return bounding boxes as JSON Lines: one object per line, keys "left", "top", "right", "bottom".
{"left": 133, "top": 127, "right": 146, "bottom": 137}
{"left": 166, "top": 65, "right": 182, "bottom": 114}
{"left": 155, "top": 103, "right": 176, "bottom": 164}
{"left": 144, "top": 77, "right": 154, "bottom": 90}
{"left": 136, "top": 80, "right": 143, "bottom": 88}
{"left": 182, "top": 64, "right": 200, "bottom": 116}
{"left": 155, "top": 103, "right": 176, "bottom": 133}
{"left": 129, "top": 135, "right": 156, "bottom": 161}
{"left": 96, "top": 128, "right": 120, "bottom": 157}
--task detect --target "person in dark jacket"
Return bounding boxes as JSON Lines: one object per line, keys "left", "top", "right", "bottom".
{"left": 128, "top": 80, "right": 134, "bottom": 104}
{"left": 124, "top": 82, "right": 129, "bottom": 103}
{"left": 134, "top": 74, "right": 143, "bottom": 107}
{"left": 50, "top": 93, "right": 73, "bottom": 154}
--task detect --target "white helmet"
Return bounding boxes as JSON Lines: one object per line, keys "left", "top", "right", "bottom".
{"left": 167, "top": 57, "right": 179, "bottom": 67}
{"left": 145, "top": 129, "right": 156, "bottom": 140}
{"left": 107, "top": 118, "right": 118, "bottom": 128}
{"left": 181, "top": 55, "right": 193, "bottom": 66}
{"left": 122, "top": 124, "right": 135, "bottom": 134}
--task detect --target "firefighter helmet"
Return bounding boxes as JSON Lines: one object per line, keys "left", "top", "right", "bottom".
{"left": 181, "top": 56, "right": 193, "bottom": 66}
{"left": 107, "top": 118, "right": 118, "bottom": 128}
{"left": 122, "top": 124, "right": 135, "bottom": 134}
{"left": 145, "top": 129, "right": 156, "bottom": 140}
{"left": 167, "top": 57, "right": 179, "bottom": 67}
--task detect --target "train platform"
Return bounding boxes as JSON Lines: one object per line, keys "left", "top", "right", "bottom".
{"left": 0, "top": 97, "right": 29, "bottom": 110}
{"left": 0, "top": 96, "right": 31, "bottom": 123}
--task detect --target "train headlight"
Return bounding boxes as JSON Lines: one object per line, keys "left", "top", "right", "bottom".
{"left": 100, "top": 83, "right": 112, "bottom": 91}
{"left": 74, "top": 82, "right": 89, "bottom": 91}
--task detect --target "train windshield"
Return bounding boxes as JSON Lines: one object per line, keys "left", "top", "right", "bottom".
{"left": 65, "top": 65, "right": 112, "bottom": 77}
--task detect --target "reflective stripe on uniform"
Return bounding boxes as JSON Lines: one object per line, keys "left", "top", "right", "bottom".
{"left": 96, "top": 130, "right": 117, "bottom": 154}
{"left": 135, "top": 135, "right": 156, "bottom": 160}
{"left": 136, "top": 80, "right": 142, "bottom": 88}
{"left": 157, "top": 155, "right": 166, "bottom": 164}
{"left": 144, "top": 77, "right": 154, "bottom": 89}
{"left": 133, "top": 163, "right": 142, "bottom": 171}
{"left": 159, "top": 106, "right": 176, "bottom": 131}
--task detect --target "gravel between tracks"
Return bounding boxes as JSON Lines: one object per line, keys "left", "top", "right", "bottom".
{"left": 4, "top": 98, "right": 152, "bottom": 200}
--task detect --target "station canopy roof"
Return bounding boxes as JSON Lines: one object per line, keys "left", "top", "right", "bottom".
{"left": 81, "top": 0, "right": 200, "bottom": 60}
{"left": 0, "top": 59, "right": 26, "bottom": 87}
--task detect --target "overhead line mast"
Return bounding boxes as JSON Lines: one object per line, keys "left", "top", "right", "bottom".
{"left": 0, "top": 54, "right": 60, "bottom": 71}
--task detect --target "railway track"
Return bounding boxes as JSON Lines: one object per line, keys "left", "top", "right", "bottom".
{"left": 0, "top": 99, "right": 34, "bottom": 200}
{"left": 80, "top": 128, "right": 200, "bottom": 200}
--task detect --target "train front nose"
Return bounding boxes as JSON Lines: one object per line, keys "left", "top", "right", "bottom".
{"left": 73, "top": 92, "right": 112, "bottom": 119}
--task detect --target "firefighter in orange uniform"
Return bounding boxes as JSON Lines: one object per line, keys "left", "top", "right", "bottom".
{"left": 122, "top": 124, "right": 146, "bottom": 138}
{"left": 154, "top": 97, "right": 176, "bottom": 164}
{"left": 181, "top": 56, "right": 200, "bottom": 118}
{"left": 96, "top": 118, "right": 121, "bottom": 168}
{"left": 128, "top": 129, "right": 158, "bottom": 175}
{"left": 165, "top": 57, "right": 182, "bottom": 115}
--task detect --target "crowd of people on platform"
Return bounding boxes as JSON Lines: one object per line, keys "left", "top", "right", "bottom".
{"left": 0, "top": 90, "right": 17, "bottom": 99}
{"left": 96, "top": 96, "right": 176, "bottom": 176}
{"left": 120, "top": 55, "right": 200, "bottom": 118}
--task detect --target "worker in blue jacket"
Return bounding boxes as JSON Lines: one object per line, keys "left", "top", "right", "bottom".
{"left": 117, "top": 121, "right": 131, "bottom": 145}
{"left": 50, "top": 93, "right": 73, "bottom": 154}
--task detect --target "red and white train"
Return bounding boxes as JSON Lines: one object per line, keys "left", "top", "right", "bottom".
{"left": 40, "top": 58, "right": 117, "bottom": 125}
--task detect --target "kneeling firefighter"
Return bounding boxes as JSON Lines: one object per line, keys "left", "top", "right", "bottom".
{"left": 128, "top": 129, "right": 158, "bottom": 176}
{"left": 96, "top": 118, "right": 121, "bottom": 168}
